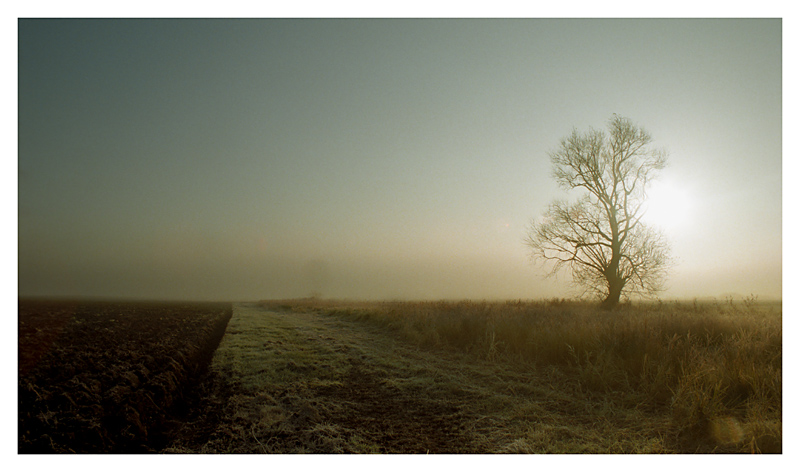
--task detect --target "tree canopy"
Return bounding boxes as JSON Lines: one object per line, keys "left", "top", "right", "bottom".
{"left": 526, "top": 115, "right": 672, "bottom": 308}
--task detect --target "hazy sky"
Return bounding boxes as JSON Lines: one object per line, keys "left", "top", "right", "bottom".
{"left": 17, "top": 18, "right": 782, "bottom": 301}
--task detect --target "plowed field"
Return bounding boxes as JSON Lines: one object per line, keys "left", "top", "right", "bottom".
{"left": 18, "top": 300, "right": 232, "bottom": 453}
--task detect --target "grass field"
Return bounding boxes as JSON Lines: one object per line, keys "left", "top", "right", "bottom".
{"left": 172, "top": 298, "right": 781, "bottom": 453}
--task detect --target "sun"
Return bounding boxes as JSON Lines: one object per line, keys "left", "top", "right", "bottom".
{"left": 641, "top": 177, "right": 693, "bottom": 233}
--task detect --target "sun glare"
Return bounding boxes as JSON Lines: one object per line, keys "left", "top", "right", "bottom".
{"left": 642, "top": 178, "right": 693, "bottom": 233}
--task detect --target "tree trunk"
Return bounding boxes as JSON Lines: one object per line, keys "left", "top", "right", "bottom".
{"left": 602, "top": 209, "right": 623, "bottom": 310}
{"left": 601, "top": 277, "right": 623, "bottom": 310}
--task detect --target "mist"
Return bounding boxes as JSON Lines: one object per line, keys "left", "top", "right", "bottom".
{"left": 17, "top": 19, "right": 782, "bottom": 302}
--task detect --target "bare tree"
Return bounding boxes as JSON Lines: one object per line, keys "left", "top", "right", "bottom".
{"left": 525, "top": 115, "right": 672, "bottom": 309}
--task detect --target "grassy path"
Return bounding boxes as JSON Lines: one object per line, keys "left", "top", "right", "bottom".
{"left": 167, "top": 302, "right": 673, "bottom": 453}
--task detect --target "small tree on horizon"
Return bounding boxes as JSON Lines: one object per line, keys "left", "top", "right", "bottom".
{"left": 525, "top": 115, "right": 672, "bottom": 309}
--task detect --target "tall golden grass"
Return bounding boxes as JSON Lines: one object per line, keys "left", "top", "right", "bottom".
{"left": 260, "top": 297, "right": 781, "bottom": 452}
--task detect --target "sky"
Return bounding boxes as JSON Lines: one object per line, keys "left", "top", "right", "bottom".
{"left": 16, "top": 18, "right": 783, "bottom": 301}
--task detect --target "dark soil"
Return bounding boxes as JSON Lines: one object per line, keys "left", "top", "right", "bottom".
{"left": 313, "top": 358, "right": 478, "bottom": 453}
{"left": 18, "top": 299, "right": 232, "bottom": 453}
{"left": 169, "top": 360, "right": 480, "bottom": 454}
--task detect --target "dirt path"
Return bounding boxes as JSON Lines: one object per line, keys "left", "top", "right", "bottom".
{"left": 164, "top": 303, "right": 527, "bottom": 453}
{"left": 164, "top": 303, "right": 673, "bottom": 453}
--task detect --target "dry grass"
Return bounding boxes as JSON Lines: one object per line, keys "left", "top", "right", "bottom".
{"left": 260, "top": 297, "right": 782, "bottom": 453}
